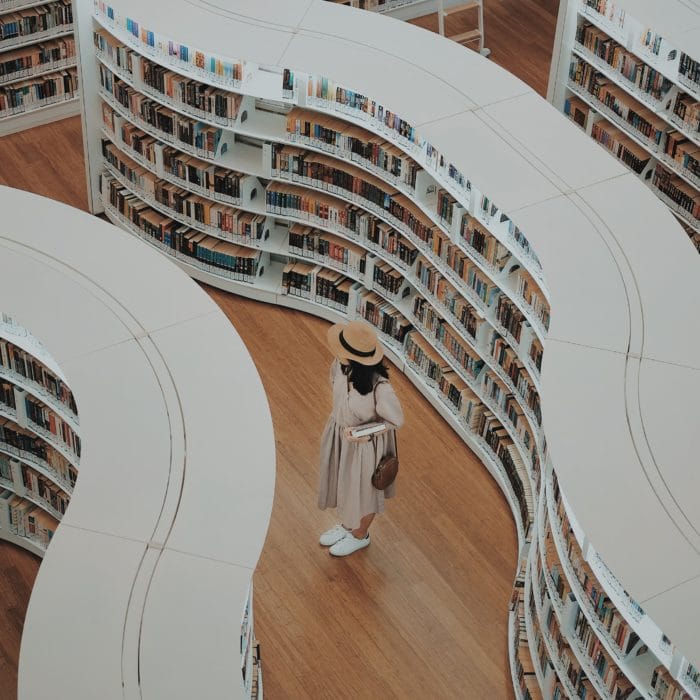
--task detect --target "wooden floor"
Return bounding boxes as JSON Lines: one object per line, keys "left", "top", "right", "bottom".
{"left": 410, "top": 0, "right": 559, "bottom": 97}
{"left": 0, "top": 3, "right": 558, "bottom": 697}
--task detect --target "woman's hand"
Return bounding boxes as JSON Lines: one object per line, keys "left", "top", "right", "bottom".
{"left": 342, "top": 426, "right": 372, "bottom": 443}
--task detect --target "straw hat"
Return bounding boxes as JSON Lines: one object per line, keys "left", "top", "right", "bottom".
{"left": 327, "top": 320, "right": 384, "bottom": 365}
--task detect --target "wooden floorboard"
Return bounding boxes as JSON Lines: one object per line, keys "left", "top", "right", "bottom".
{"left": 0, "top": 543, "right": 40, "bottom": 699}
{"left": 0, "top": 4, "right": 558, "bottom": 696}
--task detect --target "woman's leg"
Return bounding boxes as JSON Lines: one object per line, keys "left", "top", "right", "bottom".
{"left": 349, "top": 513, "right": 375, "bottom": 539}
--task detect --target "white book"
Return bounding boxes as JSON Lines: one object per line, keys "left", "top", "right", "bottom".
{"left": 349, "top": 422, "right": 387, "bottom": 438}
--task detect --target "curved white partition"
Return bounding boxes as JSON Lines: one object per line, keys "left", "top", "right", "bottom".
{"left": 0, "top": 186, "right": 275, "bottom": 699}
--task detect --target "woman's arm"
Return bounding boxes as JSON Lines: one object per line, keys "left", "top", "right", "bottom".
{"left": 374, "top": 381, "right": 404, "bottom": 431}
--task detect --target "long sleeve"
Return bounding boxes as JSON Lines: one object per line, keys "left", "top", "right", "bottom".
{"left": 375, "top": 381, "right": 404, "bottom": 430}
{"left": 329, "top": 358, "right": 343, "bottom": 387}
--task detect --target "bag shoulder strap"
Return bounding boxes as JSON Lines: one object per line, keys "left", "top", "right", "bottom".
{"left": 372, "top": 379, "right": 398, "bottom": 458}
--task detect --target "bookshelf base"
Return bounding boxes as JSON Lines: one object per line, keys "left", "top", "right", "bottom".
{"left": 0, "top": 98, "right": 81, "bottom": 137}
{"left": 0, "top": 528, "right": 45, "bottom": 558}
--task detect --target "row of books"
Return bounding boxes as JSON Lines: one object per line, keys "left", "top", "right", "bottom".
{"left": 582, "top": 2, "right": 700, "bottom": 96}
{"left": 0, "top": 337, "right": 77, "bottom": 415}
{"left": 102, "top": 174, "right": 264, "bottom": 281}
{"left": 460, "top": 214, "right": 511, "bottom": 272}
{"left": 549, "top": 477, "right": 695, "bottom": 699}
{"left": 0, "top": 488, "right": 57, "bottom": 548}
{"left": 285, "top": 107, "right": 421, "bottom": 190}
{"left": 0, "top": 1, "right": 72, "bottom": 43}
{"left": 515, "top": 269, "right": 550, "bottom": 332}
{"left": 576, "top": 21, "right": 672, "bottom": 102}
{"left": 24, "top": 395, "right": 80, "bottom": 459}
{"left": 93, "top": 28, "right": 131, "bottom": 75}
{"left": 665, "top": 132, "right": 700, "bottom": 181}
{"left": 161, "top": 145, "right": 243, "bottom": 199}
{"left": 679, "top": 53, "right": 700, "bottom": 91}
{"left": 591, "top": 118, "right": 650, "bottom": 173}
{"left": 106, "top": 134, "right": 542, "bottom": 405}
{"left": 652, "top": 164, "right": 700, "bottom": 223}
{"left": 404, "top": 330, "right": 532, "bottom": 531}
{"left": 534, "top": 570, "right": 595, "bottom": 698}
{"left": 0, "top": 380, "right": 15, "bottom": 411}
{"left": 102, "top": 139, "right": 265, "bottom": 239}
{"left": 281, "top": 261, "right": 352, "bottom": 311}
{"left": 0, "top": 36, "right": 74, "bottom": 83}
{"left": 511, "top": 588, "right": 544, "bottom": 700}
{"left": 101, "top": 62, "right": 549, "bottom": 346}
{"left": 95, "top": 3, "right": 243, "bottom": 86}
{"left": 569, "top": 56, "right": 665, "bottom": 147}
{"left": 0, "top": 67, "right": 77, "bottom": 113}
{"left": 413, "top": 291, "right": 481, "bottom": 345}
{"left": 306, "top": 74, "right": 419, "bottom": 145}
{"left": 20, "top": 462, "right": 69, "bottom": 516}
{"left": 573, "top": 607, "right": 641, "bottom": 698}
{"left": 139, "top": 54, "right": 242, "bottom": 124}
{"left": 101, "top": 86, "right": 223, "bottom": 158}
{"left": 356, "top": 291, "right": 410, "bottom": 344}
{"left": 288, "top": 223, "right": 366, "bottom": 276}
{"left": 0, "top": 417, "right": 75, "bottom": 486}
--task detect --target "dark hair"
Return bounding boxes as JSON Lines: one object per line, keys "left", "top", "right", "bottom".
{"left": 342, "top": 359, "right": 389, "bottom": 395}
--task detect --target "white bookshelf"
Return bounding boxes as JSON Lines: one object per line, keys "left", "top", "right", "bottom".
{"left": 0, "top": 318, "right": 78, "bottom": 557}
{"left": 63, "top": 0, "right": 700, "bottom": 698}
{"left": 548, "top": 0, "right": 700, "bottom": 250}
{"left": 0, "top": 185, "right": 275, "bottom": 700}
{"left": 0, "top": 1, "right": 80, "bottom": 134}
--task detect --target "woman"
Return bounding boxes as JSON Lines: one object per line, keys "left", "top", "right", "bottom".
{"left": 318, "top": 319, "right": 404, "bottom": 557}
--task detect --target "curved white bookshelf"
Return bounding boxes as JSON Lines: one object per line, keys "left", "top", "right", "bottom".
{"left": 71, "top": 0, "right": 700, "bottom": 697}
{"left": 549, "top": 0, "right": 700, "bottom": 249}
{"left": 0, "top": 0, "right": 80, "bottom": 134}
{"left": 0, "top": 185, "right": 275, "bottom": 700}
{"left": 0, "top": 318, "right": 77, "bottom": 560}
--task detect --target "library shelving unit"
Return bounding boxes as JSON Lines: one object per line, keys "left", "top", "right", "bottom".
{"left": 0, "top": 186, "right": 274, "bottom": 699}
{"left": 0, "top": 313, "right": 79, "bottom": 557}
{"left": 548, "top": 0, "right": 700, "bottom": 251}
{"left": 0, "top": 0, "right": 80, "bottom": 135}
{"left": 73, "top": 0, "right": 700, "bottom": 698}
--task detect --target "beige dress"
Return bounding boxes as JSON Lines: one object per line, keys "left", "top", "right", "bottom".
{"left": 318, "top": 359, "right": 404, "bottom": 529}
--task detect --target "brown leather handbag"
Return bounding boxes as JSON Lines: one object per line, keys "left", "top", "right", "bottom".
{"left": 371, "top": 381, "right": 399, "bottom": 490}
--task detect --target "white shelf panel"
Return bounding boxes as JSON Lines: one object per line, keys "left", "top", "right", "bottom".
{"left": 482, "top": 91, "right": 628, "bottom": 192}
{"left": 139, "top": 549, "right": 254, "bottom": 700}
{"left": 0, "top": 316, "right": 67, "bottom": 383}
{"left": 578, "top": 174, "right": 700, "bottom": 369}
{"left": 18, "top": 526, "right": 145, "bottom": 700}
{"left": 0, "top": 94, "right": 80, "bottom": 136}
{"left": 611, "top": 0, "right": 700, "bottom": 80}
{"left": 541, "top": 339, "right": 700, "bottom": 602}
{"left": 0, "top": 525, "right": 46, "bottom": 556}
{"left": 418, "top": 110, "right": 561, "bottom": 214}
{"left": 505, "top": 193, "right": 631, "bottom": 354}
{"left": 1, "top": 189, "right": 222, "bottom": 340}
{"left": 59, "top": 339, "right": 174, "bottom": 542}
{"left": 147, "top": 314, "right": 276, "bottom": 568}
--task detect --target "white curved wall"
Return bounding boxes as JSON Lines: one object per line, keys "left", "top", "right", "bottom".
{"left": 0, "top": 186, "right": 275, "bottom": 699}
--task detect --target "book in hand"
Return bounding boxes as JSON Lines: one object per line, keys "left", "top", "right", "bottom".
{"left": 349, "top": 422, "right": 387, "bottom": 439}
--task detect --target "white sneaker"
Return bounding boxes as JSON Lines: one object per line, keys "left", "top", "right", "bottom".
{"left": 319, "top": 524, "right": 349, "bottom": 546}
{"left": 329, "top": 532, "right": 371, "bottom": 557}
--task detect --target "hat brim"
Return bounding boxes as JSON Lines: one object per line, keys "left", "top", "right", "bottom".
{"left": 327, "top": 322, "right": 384, "bottom": 366}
